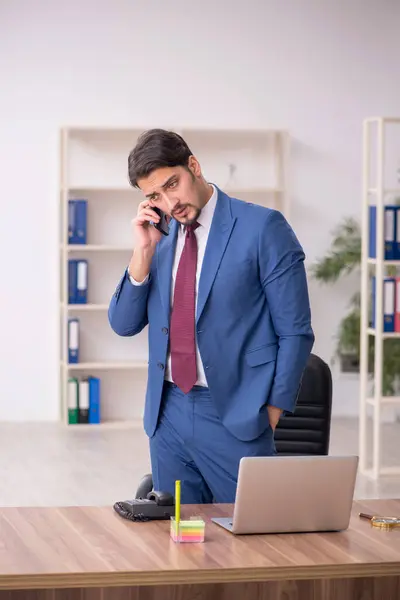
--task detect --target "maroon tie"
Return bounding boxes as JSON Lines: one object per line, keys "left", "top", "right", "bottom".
{"left": 170, "top": 222, "right": 199, "bottom": 394}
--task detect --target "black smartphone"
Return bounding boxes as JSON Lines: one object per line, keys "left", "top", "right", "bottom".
{"left": 151, "top": 207, "right": 169, "bottom": 236}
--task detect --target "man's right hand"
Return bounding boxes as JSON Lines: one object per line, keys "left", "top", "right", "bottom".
{"left": 128, "top": 200, "right": 163, "bottom": 283}
{"left": 133, "top": 200, "right": 163, "bottom": 249}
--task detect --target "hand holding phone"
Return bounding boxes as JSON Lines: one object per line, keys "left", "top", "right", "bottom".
{"left": 132, "top": 201, "right": 167, "bottom": 249}
{"left": 128, "top": 201, "right": 168, "bottom": 282}
{"left": 151, "top": 207, "right": 169, "bottom": 236}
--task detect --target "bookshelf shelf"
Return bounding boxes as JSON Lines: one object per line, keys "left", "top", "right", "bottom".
{"left": 367, "top": 258, "right": 400, "bottom": 267}
{"left": 63, "top": 362, "right": 148, "bottom": 370}
{"left": 65, "top": 419, "right": 142, "bottom": 430}
{"left": 366, "top": 396, "right": 400, "bottom": 406}
{"left": 67, "top": 186, "right": 134, "bottom": 192}
{"left": 66, "top": 245, "right": 133, "bottom": 252}
{"left": 366, "top": 328, "right": 400, "bottom": 338}
{"left": 368, "top": 188, "right": 400, "bottom": 195}
{"left": 359, "top": 116, "right": 400, "bottom": 479}
{"left": 362, "top": 466, "right": 400, "bottom": 477}
{"left": 59, "top": 125, "right": 290, "bottom": 426}
{"left": 66, "top": 304, "right": 109, "bottom": 311}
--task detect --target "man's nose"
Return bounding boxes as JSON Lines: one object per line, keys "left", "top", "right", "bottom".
{"left": 165, "top": 197, "right": 179, "bottom": 213}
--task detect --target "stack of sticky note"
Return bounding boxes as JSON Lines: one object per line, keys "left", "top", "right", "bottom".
{"left": 170, "top": 480, "right": 205, "bottom": 543}
{"left": 170, "top": 517, "right": 205, "bottom": 543}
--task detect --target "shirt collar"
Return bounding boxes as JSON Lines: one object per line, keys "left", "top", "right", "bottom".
{"left": 181, "top": 183, "right": 217, "bottom": 232}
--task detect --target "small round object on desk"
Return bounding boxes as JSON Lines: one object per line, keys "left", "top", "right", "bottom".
{"left": 371, "top": 517, "right": 400, "bottom": 529}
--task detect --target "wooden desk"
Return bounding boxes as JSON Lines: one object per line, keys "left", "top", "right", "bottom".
{"left": 0, "top": 499, "right": 400, "bottom": 600}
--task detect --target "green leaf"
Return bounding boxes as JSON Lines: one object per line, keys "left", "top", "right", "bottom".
{"left": 310, "top": 217, "right": 361, "bottom": 283}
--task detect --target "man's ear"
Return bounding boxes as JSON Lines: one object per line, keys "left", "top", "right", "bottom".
{"left": 188, "top": 155, "right": 201, "bottom": 178}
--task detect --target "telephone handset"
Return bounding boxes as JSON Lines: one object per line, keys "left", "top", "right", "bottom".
{"left": 151, "top": 207, "right": 170, "bottom": 236}
{"left": 113, "top": 489, "right": 175, "bottom": 522}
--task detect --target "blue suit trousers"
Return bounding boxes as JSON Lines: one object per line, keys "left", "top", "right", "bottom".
{"left": 149, "top": 381, "right": 276, "bottom": 504}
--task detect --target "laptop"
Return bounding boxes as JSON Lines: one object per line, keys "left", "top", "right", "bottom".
{"left": 211, "top": 454, "right": 358, "bottom": 535}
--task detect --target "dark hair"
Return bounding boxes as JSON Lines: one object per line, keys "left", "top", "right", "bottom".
{"left": 128, "top": 128, "right": 193, "bottom": 188}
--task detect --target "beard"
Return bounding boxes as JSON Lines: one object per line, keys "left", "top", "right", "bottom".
{"left": 172, "top": 204, "right": 201, "bottom": 225}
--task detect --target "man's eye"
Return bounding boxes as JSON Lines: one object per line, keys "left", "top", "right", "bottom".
{"left": 169, "top": 181, "right": 177, "bottom": 188}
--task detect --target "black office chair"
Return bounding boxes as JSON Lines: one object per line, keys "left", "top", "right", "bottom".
{"left": 135, "top": 352, "right": 332, "bottom": 497}
{"left": 273, "top": 353, "right": 332, "bottom": 455}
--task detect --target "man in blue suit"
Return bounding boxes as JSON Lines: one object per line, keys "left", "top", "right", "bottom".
{"left": 108, "top": 129, "right": 314, "bottom": 504}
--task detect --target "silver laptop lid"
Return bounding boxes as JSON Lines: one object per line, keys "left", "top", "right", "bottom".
{"left": 232, "top": 455, "right": 358, "bottom": 534}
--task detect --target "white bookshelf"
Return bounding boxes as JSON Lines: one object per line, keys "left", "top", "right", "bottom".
{"left": 59, "top": 126, "right": 290, "bottom": 426}
{"left": 359, "top": 117, "right": 400, "bottom": 478}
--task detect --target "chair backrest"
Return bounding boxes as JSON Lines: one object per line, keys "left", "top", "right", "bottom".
{"left": 274, "top": 353, "right": 332, "bottom": 456}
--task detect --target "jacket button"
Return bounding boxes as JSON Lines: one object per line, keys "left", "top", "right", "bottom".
{"left": 158, "top": 362, "right": 164, "bottom": 370}
{"left": 162, "top": 327, "right": 169, "bottom": 334}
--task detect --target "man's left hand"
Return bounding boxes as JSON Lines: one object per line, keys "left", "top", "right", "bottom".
{"left": 267, "top": 405, "right": 283, "bottom": 431}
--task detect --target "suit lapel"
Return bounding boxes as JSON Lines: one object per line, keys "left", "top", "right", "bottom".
{"left": 196, "top": 190, "right": 236, "bottom": 323}
{"left": 157, "top": 218, "right": 178, "bottom": 323}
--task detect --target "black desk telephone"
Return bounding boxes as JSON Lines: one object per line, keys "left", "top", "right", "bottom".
{"left": 113, "top": 476, "right": 175, "bottom": 522}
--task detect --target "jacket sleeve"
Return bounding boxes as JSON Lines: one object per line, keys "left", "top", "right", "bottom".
{"left": 108, "top": 268, "right": 150, "bottom": 336}
{"left": 258, "top": 209, "right": 315, "bottom": 413}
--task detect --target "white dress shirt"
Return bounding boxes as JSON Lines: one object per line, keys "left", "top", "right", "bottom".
{"left": 129, "top": 184, "right": 218, "bottom": 388}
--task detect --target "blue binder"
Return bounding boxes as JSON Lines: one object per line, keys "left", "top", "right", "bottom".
{"left": 89, "top": 377, "right": 101, "bottom": 423}
{"left": 371, "top": 276, "right": 396, "bottom": 332}
{"left": 68, "top": 259, "right": 78, "bottom": 304}
{"left": 396, "top": 206, "right": 400, "bottom": 260}
{"left": 384, "top": 277, "right": 396, "bottom": 332}
{"left": 75, "top": 260, "right": 88, "bottom": 304}
{"left": 370, "top": 276, "right": 375, "bottom": 328}
{"left": 68, "top": 200, "right": 87, "bottom": 244}
{"left": 369, "top": 205, "right": 397, "bottom": 259}
{"left": 68, "top": 318, "right": 79, "bottom": 363}
{"left": 68, "top": 201, "right": 75, "bottom": 244}
{"left": 68, "top": 259, "right": 88, "bottom": 304}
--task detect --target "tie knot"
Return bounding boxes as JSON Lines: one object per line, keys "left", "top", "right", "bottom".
{"left": 186, "top": 221, "right": 200, "bottom": 234}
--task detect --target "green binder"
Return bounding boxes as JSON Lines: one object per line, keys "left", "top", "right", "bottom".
{"left": 68, "top": 377, "right": 79, "bottom": 424}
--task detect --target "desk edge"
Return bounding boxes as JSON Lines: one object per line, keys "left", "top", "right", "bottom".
{"left": 1, "top": 562, "right": 400, "bottom": 590}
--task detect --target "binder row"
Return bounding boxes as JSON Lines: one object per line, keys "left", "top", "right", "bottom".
{"left": 369, "top": 205, "right": 400, "bottom": 259}
{"left": 68, "top": 376, "right": 100, "bottom": 424}
{"left": 69, "top": 199, "right": 87, "bottom": 244}
{"left": 68, "top": 199, "right": 89, "bottom": 304}
{"left": 68, "top": 200, "right": 100, "bottom": 425}
{"left": 371, "top": 277, "right": 400, "bottom": 332}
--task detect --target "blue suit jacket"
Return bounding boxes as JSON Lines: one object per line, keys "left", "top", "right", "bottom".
{"left": 108, "top": 187, "right": 314, "bottom": 441}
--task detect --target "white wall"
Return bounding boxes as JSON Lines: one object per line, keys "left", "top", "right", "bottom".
{"left": 1, "top": 0, "right": 400, "bottom": 421}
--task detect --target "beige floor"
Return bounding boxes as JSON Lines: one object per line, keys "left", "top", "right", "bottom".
{"left": 0, "top": 418, "right": 399, "bottom": 507}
